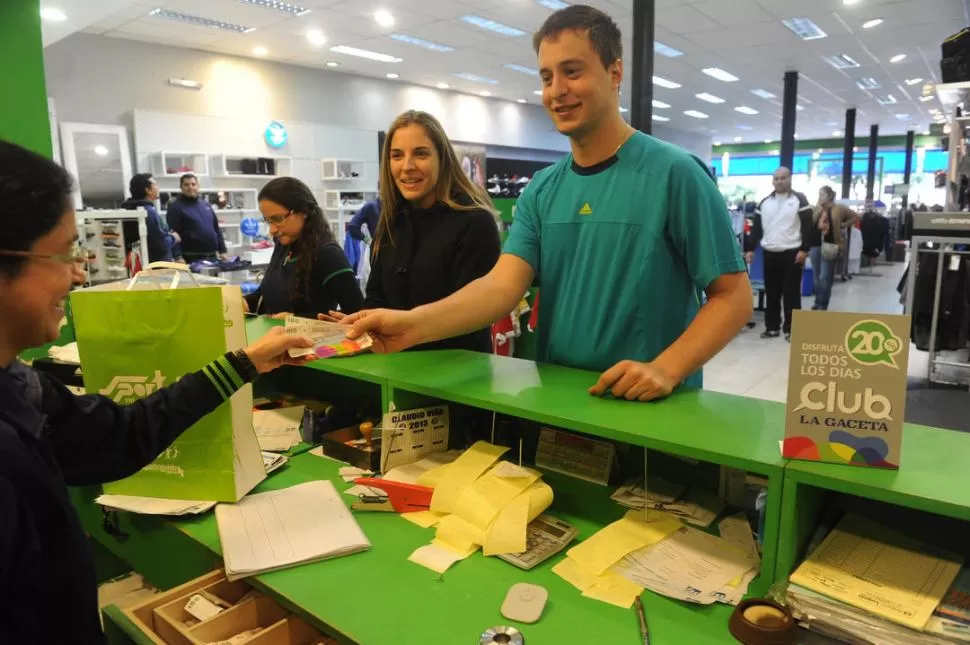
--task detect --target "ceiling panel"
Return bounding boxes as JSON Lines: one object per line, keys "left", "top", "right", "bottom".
{"left": 656, "top": 5, "right": 721, "bottom": 33}
{"left": 692, "top": 0, "right": 775, "bottom": 27}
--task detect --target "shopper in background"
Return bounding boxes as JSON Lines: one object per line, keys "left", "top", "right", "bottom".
{"left": 121, "top": 172, "right": 180, "bottom": 263}
{"left": 745, "top": 167, "right": 813, "bottom": 342}
{"left": 348, "top": 197, "right": 380, "bottom": 242}
{"left": 808, "top": 186, "right": 858, "bottom": 311}
{"left": 165, "top": 173, "right": 227, "bottom": 262}
{"left": 322, "top": 110, "right": 501, "bottom": 353}
{"left": 0, "top": 139, "right": 313, "bottom": 644}
{"left": 243, "top": 177, "right": 362, "bottom": 318}
{"left": 338, "top": 6, "right": 752, "bottom": 400}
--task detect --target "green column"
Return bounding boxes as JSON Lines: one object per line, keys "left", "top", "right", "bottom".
{"left": 0, "top": 0, "right": 52, "bottom": 157}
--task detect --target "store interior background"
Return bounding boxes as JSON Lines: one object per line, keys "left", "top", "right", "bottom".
{"left": 34, "top": 0, "right": 968, "bottom": 429}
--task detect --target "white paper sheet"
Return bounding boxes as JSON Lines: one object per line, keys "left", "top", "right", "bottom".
{"left": 96, "top": 494, "right": 217, "bottom": 516}
{"left": 382, "top": 450, "right": 462, "bottom": 485}
{"left": 252, "top": 406, "right": 304, "bottom": 452}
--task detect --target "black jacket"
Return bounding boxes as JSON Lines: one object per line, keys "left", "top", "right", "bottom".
{"left": 366, "top": 199, "right": 501, "bottom": 352}
{"left": 0, "top": 354, "right": 251, "bottom": 644}
{"left": 120, "top": 197, "right": 177, "bottom": 262}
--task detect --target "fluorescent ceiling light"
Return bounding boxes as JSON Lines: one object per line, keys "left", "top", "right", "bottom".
{"left": 653, "top": 114, "right": 670, "bottom": 122}
{"left": 325, "top": 61, "right": 339, "bottom": 67}
{"left": 536, "top": 0, "right": 569, "bottom": 9}
{"left": 751, "top": 89, "right": 776, "bottom": 99}
{"left": 734, "top": 136, "right": 743, "bottom": 142}
{"left": 833, "top": 130, "right": 843, "bottom": 136}
{"left": 856, "top": 77, "right": 881, "bottom": 90}
{"left": 923, "top": 129, "right": 931, "bottom": 135}
{"left": 737, "top": 125, "right": 753, "bottom": 131}
{"left": 460, "top": 15, "right": 525, "bottom": 36}
{"left": 696, "top": 92, "right": 725, "bottom": 104}
{"left": 390, "top": 34, "right": 453, "bottom": 52}
{"left": 862, "top": 18, "right": 883, "bottom": 29}
{"left": 702, "top": 67, "right": 739, "bottom": 82}
{"left": 252, "top": 46, "right": 268, "bottom": 56}
{"left": 306, "top": 29, "right": 326, "bottom": 45}
{"left": 653, "top": 75, "right": 681, "bottom": 89}
{"left": 40, "top": 7, "right": 67, "bottom": 21}
{"left": 329, "top": 45, "right": 402, "bottom": 63}
{"left": 920, "top": 95, "right": 934, "bottom": 102}
{"left": 436, "top": 82, "right": 450, "bottom": 89}
{"left": 167, "top": 77, "right": 203, "bottom": 90}
{"left": 877, "top": 94, "right": 897, "bottom": 105}
{"left": 794, "top": 133, "right": 800, "bottom": 139}
{"left": 517, "top": 99, "right": 527, "bottom": 103}
{"left": 843, "top": 0, "right": 862, "bottom": 5}
{"left": 713, "top": 141, "right": 722, "bottom": 146}
{"left": 386, "top": 72, "right": 399, "bottom": 79}
{"left": 782, "top": 17, "right": 827, "bottom": 40}
{"left": 619, "top": 107, "right": 629, "bottom": 113}
{"left": 374, "top": 9, "right": 395, "bottom": 27}
{"left": 764, "top": 138, "right": 772, "bottom": 144}
{"left": 455, "top": 72, "right": 500, "bottom": 85}
{"left": 905, "top": 77, "right": 923, "bottom": 86}
{"left": 479, "top": 90, "right": 491, "bottom": 97}
{"left": 735, "top": 105, "right": 759, "bottom": 115}
{"left": 238, "top": 0, "right": 310, "bottom": 16}
{"left": 684, "top": 110, "right": 709, "bottom": 119}
{"left": 655, "top": 41, "right": 684, "bottom": 58}
{"left": 653, "top": 100, "right": 670, "bottom": 109}
{"left": 796, "top": 104, "right": 805, "bottom": 111}
{"left": 533, "top": 90, "right": 543, "bottom": 95}
{"left": 822, "top": 54, "right": 860, "bottom": 69}
{"left": 889, "top": 54, "right": 906, "bottom": 63}
{"left": 148, "top": 8, "right": 254, "bottom": 32}
{"left": 504, "top": 63, "right": 539, "bottom": 75}
{"left": 895, "top": 113, "right": 910, "bottom": 119}
{"left": 94, "top": 145, "right": 109, "bottom": 156}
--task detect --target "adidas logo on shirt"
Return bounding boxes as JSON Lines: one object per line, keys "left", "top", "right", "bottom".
{"left": 579, "top": 203, "right": 593, "bottom": 216}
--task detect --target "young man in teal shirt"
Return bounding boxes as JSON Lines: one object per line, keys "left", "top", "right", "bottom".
{"left": 344, "top": 5, "right": 752, "bottom": 401}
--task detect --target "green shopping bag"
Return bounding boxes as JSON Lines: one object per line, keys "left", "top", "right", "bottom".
{"left": 71, "top": 265, "right": 265, "bottom": 502}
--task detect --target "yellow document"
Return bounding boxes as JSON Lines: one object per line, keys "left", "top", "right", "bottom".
{"left": 416, "top": 463, "right": 452, "bottom": 489}
{"left": 567, "top": 512, "right": 682, "bottom": 576}
{"left": 582, "top": 571, "right": 645, "bottom": 609}
{"left": 524, "top": 481, "right": 554, "bottom": 522}
{"left": 401, "top": 510, "right": 446, "bottom": 529}
{"left": 552, "top": 557, "right": 600, "bottom": 592}
{"left": 456, "top": 462, "right": 540, "bottom": 530}
{"left": 430, "top": 442, "right": 508, "bottom": 514}
{"left": 483, "top": 493, "right": 530, "bottom": 556}
{"left": 435, "top": 514, "right": 486, "bottom": 553}
{"left": 789, "top": 514, "right": 963, "bottom": 631}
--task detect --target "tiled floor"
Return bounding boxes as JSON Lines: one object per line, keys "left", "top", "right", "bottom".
{"left": 705, "top": 261, "right": 919, "bottom": 403}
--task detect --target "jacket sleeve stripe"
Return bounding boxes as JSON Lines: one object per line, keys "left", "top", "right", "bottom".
{"left": 202, "top": 364, "right": 232, "bottom": 400}
{"left": 214, "top": 356, "right": 245, "bottom": 391}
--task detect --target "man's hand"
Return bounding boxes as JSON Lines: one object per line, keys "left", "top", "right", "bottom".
{"left": 744, "top": 251, "right": 754, "bottom": 264}
{"left": 219, "top": 253, "right": 231, "bottom": 261}
{"left": 342, "top": 309, "right": 424, "bottom": 354}
{"left": 243, "top": 327, "right": 314, "bottom": 373}
{"left": 269, "top": 312, "right": 293, "bottom": 320}
{"left": 795, "top": 251, "right": 808, "bottom": 265}
{"left": 317, "top": 311, "right": 347, "bottom": 323}
{"left": 171, "top": 231, "right": 182, "bottom": 244}
{"left": 588, "top": 360, "right": 677, "bottom": 402}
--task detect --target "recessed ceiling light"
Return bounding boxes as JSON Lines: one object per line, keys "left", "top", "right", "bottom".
{"left": 455, "top": 72, "right": 500, "bottom": 85}
{"left": 653, "top": 114, "right": 670, "bottom": 122}
{"left": 252, "top": 46, "right": 268, "bottom": 57}
{"left": 702, "top": 67, "right": 739, "bottom": 82}
{"left": 794, "top": 133, "right": 800, "bottom": 139}
{"left": 856, "top": 77, "right": 881, "bottom": 90}
{"left": 877, "top": 94, "right": 897, "bottom": 105}
{"left": 504, "top": 63, "right": 539, "bottom": 76}
{"left": 653, "top": 100, "right": 670, "bottom": 109}
{"left": 329, "top": 45, "right": 402, "bottom": 63}
{"left": 390, "top": 34, "right": 453, "bottom": 52}
{"left": 796, "top": 104, "right": 805, "bottom": 111}
{"left": 833, "top": 130, "right": 843, "bottom": 136}
{"left": 619, "top": 107, "right": 629, "bottom": 113}
{"left": 764, "top": 138, "right": 772, "bottom": 144}
{"left": 460, "top": 15, "right": 526, "bottom": 36}
{"left": 822, "top": 54, "right": 860, "bottom": 69}
{"left": 843, "top": 0, "right": 863, "bottom": 5}
{"left": 923, "top": 129, "right": 931, "bottom": 135}
{"left": 862, "top": 18, "right": 883, "bottom": 29}
{"left": 734, "top": 136, "right": 743, "bottom": 142}
{"left": 920, "top": 95, "right": 934, "bottom": 102}
{"left": 479, "top": 91, "right": 491, "bottom": 97}
{"left": 696, "top": 92, "right": 725, "bottom": 104}
{"left": 517, "top": 99, "right": 527, "bottom": 103}
{"left": 40, "top": 7, "right": 67, "bottom": 21}
{"left": 782, "top": 17, "right": 828, "bottom": 40}
{"left": 684, "top": 110, "right": 709, "bottom": 119}
{"left": 536, "top": 0, "right": 570, "bottom": 9}
{"left": 895, "top": 113, "right": 910, "bottom": 120}
{"left": 386, "top": 72, "right": 399, "bottom": 79}
{"left": 735, "top": 106, "right": 759, "bottom": 115}
{"left": 94, "top": 145, "right": 108, "bottom": 156}
{"left": 436, "top": 82, "right": 450, "bottom": 89}
{"left": 374, "top": 9, "right": 395, "bottom": 27}
{"left": 713, "top": 140, "right": 722, "bottom": 146}
{"left": 167, "top": 78, "right": 203, "bottom": 90}
{"left": 325, "top": 61, "right": 339, "bottom": 68}
{"left": 737, "top": 125, "right": 753, "bottom": 131}
{"left": 905, "top": 77, "right": 923, "bottom": 86}
{"left": 655, "top": 41, "right": 684, "bottom": 58}
{"left": 148, "top": 8, "right": 254, "bottom": 32}
{"left": 238, "top": 0, "right": 311, "bottom": 16}
{"left": 306, "top": 28, "right": 326, "bottom": 46}
{"left": 533, "top": 90, "right": 543, "bottom": 95}
{"left": 751, "top": 89, "right": 776, "bottom": 99}
{"left": 653, "top": 75, "right": 681, "bottom": 89}
{"left": 889, "top": 54, "right": 906, "bottom": 63}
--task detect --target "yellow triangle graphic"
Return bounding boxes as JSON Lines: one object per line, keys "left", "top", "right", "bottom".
{"left": 579, "top": 203, "right": 593, "bottom": 215}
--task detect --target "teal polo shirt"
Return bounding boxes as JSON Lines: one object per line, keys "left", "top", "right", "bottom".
{"left": 503, "top": 132, "right": 745, "bottom": 387}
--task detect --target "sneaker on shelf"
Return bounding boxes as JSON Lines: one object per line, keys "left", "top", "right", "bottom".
{"left": 760, "top": 330, "right": 780, "bottom": 339}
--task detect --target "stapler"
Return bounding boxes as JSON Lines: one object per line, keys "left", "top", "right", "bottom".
{"left": 353, "top": 478, "right": 433, "bottom": 513}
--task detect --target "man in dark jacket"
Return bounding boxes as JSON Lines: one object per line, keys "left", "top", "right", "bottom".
{"left": 166, "top": 173, "right": 227, "bottom": 261}
{"left": 121, "top": 173, "right": 179, "bottom": 262}
{"left": 348, "top": 198, "right": 380, "bottom": 242}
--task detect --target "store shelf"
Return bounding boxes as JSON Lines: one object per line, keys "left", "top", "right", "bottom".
{"left": 149, "top": 151, "right": 208, "bottom": 177}
{"left": 211, "top": 154, "right": 292, "bottom": 179}
{"left": 323, "top": 189, "right": 376, "bottom": 211}
{"left": 321, "top": 159, "right": 365, "bottom": 181}
{"left": 937, "top": 80, "right": 970, "bottom": 108}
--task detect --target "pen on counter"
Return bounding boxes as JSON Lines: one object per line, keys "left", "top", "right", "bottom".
{"left": 635, "top": 596, "right": 649, "bottom": 645}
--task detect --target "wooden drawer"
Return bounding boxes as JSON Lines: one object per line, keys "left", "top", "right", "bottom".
{"left": 119, "top": 569, "right": 336, "bottom": 645}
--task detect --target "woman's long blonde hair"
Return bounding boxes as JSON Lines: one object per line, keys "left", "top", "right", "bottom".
{"left": 374, "top": 110, "right": 497, "bottom": 255}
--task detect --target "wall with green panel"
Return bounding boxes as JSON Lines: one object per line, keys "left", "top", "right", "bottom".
{"left": 0, "top": 0, "right": 52, "bottom": 157}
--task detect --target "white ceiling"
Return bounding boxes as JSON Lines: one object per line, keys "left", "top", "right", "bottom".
{"left": 51, "top": 0, "right": 970, "bottom": 143}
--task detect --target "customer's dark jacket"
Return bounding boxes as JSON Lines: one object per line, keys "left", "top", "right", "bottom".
{"left": 120, "top": 197, "right": 177, "bottom": 262}
{"left": 166, "top": 196, "right": 227, "bottom": 260}
{"left": 0, "top": 354, "right": 252, "bottom": 644}
{"left": 366, "top": 197, "right": 501, "bottom": 352}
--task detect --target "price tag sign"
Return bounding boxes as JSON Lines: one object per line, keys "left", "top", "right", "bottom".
{"left": 783, "top": 311, "right": 911, "bottom": 469}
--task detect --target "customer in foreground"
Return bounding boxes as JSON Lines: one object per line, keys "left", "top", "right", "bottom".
{"left": 0, "top": 140, "right": 313, "bottom": 645}
{"left": 343, "top": 5, "right": 752, "bottom": 400}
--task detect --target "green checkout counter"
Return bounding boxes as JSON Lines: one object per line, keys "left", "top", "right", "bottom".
{"left": 71, "top": 317, "right": 970, "bottom": 645}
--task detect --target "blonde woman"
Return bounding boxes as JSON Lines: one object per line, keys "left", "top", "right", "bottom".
{"left": 327, "top": 111, "right": 500, "bottom": 352}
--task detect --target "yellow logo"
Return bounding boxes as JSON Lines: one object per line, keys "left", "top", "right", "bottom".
{"left": 579, "top": 203, "right": 593, "bottom": 216}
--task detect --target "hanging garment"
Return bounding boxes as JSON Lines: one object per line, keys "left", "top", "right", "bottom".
{"left": 356, "top": 240, "right": 371, "bottom": 295}
{"left": 860, "top": 212, "right": 889, "bottom": 259}
{"left": 911, "top": 251, "right": 970, "bottom": 351}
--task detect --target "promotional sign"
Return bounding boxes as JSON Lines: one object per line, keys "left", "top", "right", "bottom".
{"left": 264, "top": 120, "right": 288, "bottom": 148}
{"left": 240, "top": 216, "right": 260, "bottom": 237}
{"left": 783, "top": 311, "right": 911, "bottom": 469}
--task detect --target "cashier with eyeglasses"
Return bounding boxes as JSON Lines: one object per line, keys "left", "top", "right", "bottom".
{"left": 243, "top": 177, "right": 363, "bottom": 319}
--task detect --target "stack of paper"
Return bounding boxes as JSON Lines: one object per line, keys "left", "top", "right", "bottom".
{"left": 216, "top": 480, "right": 370, "bottom": 581}
{"left": 48, "top": 341, "right": 80, "bottom": 364}
{"left": 788, "top": 514, "right": 963, "bottom": 642}
{"left": 338, "top": 466, "right": 373, "bottom": 482}
{"left": 611, "top": 478, "right": 724, "bottom": 528}
{"left": 252, "top": 406, "right": 304, "bottom": 452}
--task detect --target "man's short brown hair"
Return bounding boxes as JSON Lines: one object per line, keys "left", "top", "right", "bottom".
{"left": 532, "top": 5, "right": 623, "bottom": 70}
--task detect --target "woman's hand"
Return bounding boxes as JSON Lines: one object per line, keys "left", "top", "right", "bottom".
{"left": 243, "top": 327, "right": 315, "bottom": 373}
{"left": 269, "top": 312, "right": 293, "bottom": 320}
{"left": 317, "top": 311, "right": 347, "bottom": 323}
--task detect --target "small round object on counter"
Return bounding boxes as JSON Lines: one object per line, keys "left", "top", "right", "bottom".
{"left": 480, "top": 625, "right": 525, "bottom": 645}
{"left": 728, "top": 598, "right": 797, "bottom": 645}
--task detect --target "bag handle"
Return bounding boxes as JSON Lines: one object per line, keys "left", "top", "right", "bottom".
{"left": 126, "top": 262, "right": 200, "bottom": 291}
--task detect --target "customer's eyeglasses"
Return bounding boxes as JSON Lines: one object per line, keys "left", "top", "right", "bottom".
{"left": 263, "top": 210, "right": 293, "bottom": 226}
{"left": 0, "top": 245, "right": 88, "bottom": 266}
